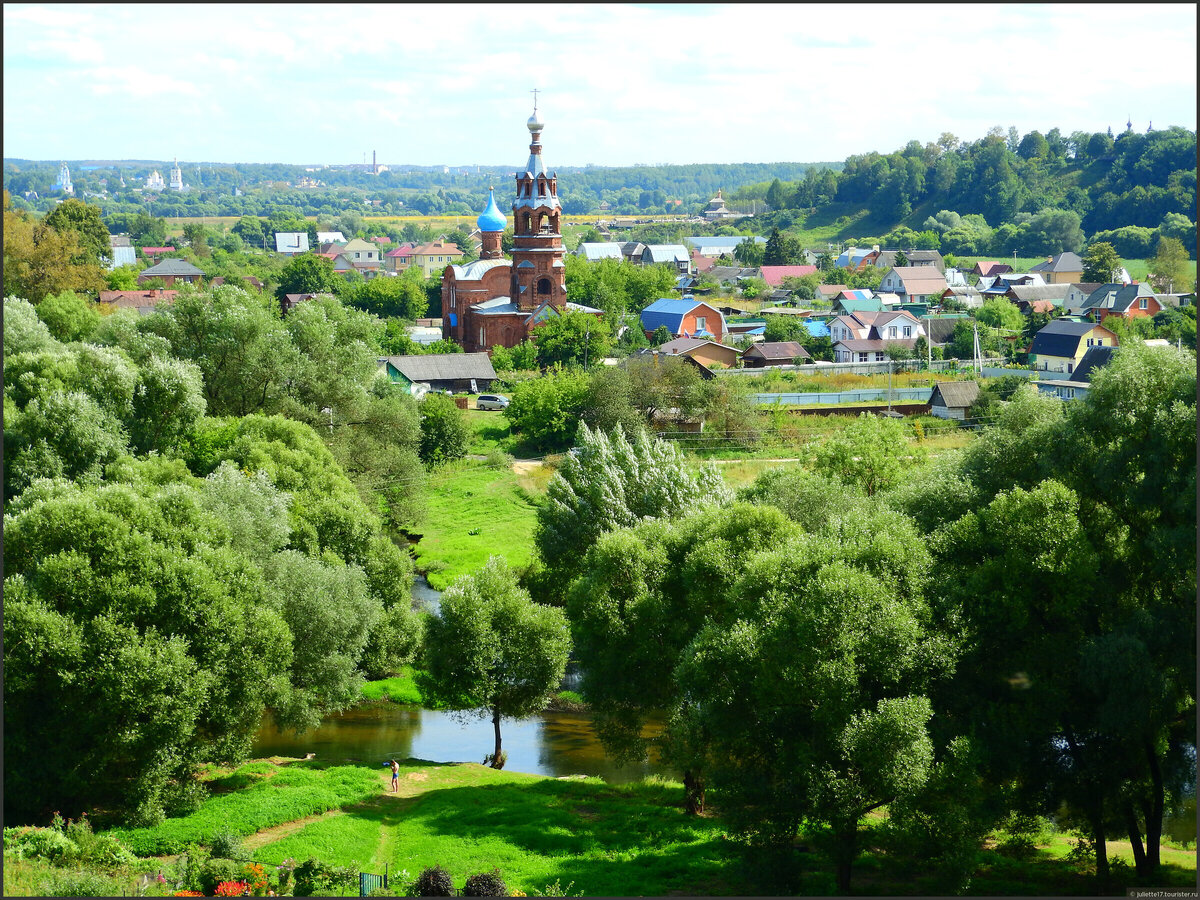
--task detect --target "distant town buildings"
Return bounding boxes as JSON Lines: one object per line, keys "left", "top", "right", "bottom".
{"left": 145, "top": 170, "right": 165, "bottom": 190}
{"left": 703, "top": 189, "right": 736, "bottom": 220}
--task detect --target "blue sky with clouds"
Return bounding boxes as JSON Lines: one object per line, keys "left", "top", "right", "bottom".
{"left": 4, "top": 3, "right": 1196, "bottom": 167}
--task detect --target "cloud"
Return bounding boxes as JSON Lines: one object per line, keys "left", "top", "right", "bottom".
{"left": 2, "top": 2, "right": 1194, "bottom": 164}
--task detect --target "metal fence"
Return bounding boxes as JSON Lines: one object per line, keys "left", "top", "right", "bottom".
{"left": 359, "top": 865, "right": 389, "bottom": 897}
{"left": 721, "top": 357, "right": 1006, "bottom": 377}
{"left": 751, "top": 388, "right": 933, "bottom": 405}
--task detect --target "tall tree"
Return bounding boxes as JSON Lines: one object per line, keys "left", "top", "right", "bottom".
{"left": 1082, "top": 241, "right": 1122, "bottom": 283}
{"left": 419, "top": 558, "right": 570, "bottom": 767}
{"left": 43, "top": 197, "right": 112, "bottom": 267}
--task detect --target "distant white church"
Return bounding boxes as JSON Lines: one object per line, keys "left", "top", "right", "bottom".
{"left": 53, "top": 162, "right": 74, "bottom": 196}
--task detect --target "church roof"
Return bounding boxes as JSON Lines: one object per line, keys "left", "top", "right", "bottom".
{"left": 477, "top": 188, "right": 507, "bottom": 233}
{"left": 452, "top": 258, "right": 510, "bottom": 281}
{"left": 471, "top": 296, "right": 522, "bottom": 315}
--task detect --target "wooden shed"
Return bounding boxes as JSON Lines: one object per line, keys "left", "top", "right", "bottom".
{"left": 929, "top": 381, "right": 980, "bottom": 420}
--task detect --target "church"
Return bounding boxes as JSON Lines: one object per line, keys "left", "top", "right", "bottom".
{"left": 442, "top": 104, "right": 601, "bottom": 352}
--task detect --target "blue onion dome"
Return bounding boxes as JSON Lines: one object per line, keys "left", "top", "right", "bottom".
{"left": 476, "top": 187, "right": 507, "bottom": 232}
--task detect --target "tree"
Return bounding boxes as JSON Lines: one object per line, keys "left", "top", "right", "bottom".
{"left": 733, "top": 237, "right": 765, "bottom": 267}
{"left": 976, "top": 298, "right": 1025, "bottom": 334}
{"left": 181, "top": 223, "right": 210, "bottom": 258}
{"left": 344, "top": 268, "right": 428, "bottom": 319}
{"left": 813, "top": 412, "right": 921, "bottom": 496}
{"left": 650, "top": 324, "right": 671, "bottom": 347}
{"left": 1017, "top": 130, "right": 1049, "bottom": 160}
{"left": 1148, "top": 235, "right": 1189, "bottom": 293}
{"left": 533, "top": 310, "right": 611, "bottom": 368}
{"left": 418, "top": 557, "right": 570, "bottom": 768}
{"left": 232, "top": 216, "right": 265, "bottom": 250}
{"left": 763, "top": 227, "right": 801, "bottom": 266}
{"left": 566, "top": 502, "right": 799, "bottom": 814}
{"left": 502, "top": 368, "right": 591, "bottom": 452}
{"left": 43, "top": 198, "right": 112, "bottom": 267}
{"left": 105, "top": 265, "right": 140, "bottom": 290}
{"left": 4, "top": 192, "right": 106, "bottom": 302}
{"left": 35, "top": 290, "right": 100, "bottom": 343}
{"left": 536, "top": 423, "right": 731, "bottom": 578}
{"left": 418, "top": 393, "right": 468, "bottom": 466}
{"left": 1082, "top": 241, "right": 1122, "bottom": 283}
{"left": 275, "top": 253, "right": 341, "bottom": 301}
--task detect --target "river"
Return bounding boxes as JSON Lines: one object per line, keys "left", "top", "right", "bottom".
{"left": 251, "top": 573, "right": 667, "bottom": 784}
{"left": 251, "top": 703, "right": 666, "bottom": 784}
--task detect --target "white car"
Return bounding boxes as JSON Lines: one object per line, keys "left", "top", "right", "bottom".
{"left": 476, "top": 394, "right": 510, "bottom": 410}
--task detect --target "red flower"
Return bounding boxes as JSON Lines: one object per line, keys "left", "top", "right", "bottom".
{"left": 215, "top": 880, "right": 249, "bottom": 897}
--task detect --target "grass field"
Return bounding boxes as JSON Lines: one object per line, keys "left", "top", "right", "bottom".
{"left": 18, "top": 757, "right": 1186, "bottom": 898}
{"left": 413, "top": 459, "right": 543, "bottom": 589}
{"left": 360, "top": 667, "right": 424, "bottom": 705}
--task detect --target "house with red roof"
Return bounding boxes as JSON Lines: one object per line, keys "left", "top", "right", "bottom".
{"left": 759, "top": 265, "right": 818, "bottom": 288}
{"left": 972, "top": 261, "right": 1013, "bottom": 278}
{"left": 140, "top": 246, "right": 174, "bottom": 258}
{"left": 386, "top": 244, "right": 416, "bottom": 272}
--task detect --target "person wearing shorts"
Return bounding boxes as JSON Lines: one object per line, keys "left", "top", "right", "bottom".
{"left": 390, "top": 759, "right": 399, "bottom": 792}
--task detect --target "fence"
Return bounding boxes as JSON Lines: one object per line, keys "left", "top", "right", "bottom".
{"left": 721, "top": 357, "right": 1006, "bottom": 378}
{"left": 751, "top": 388, "right": 933, "bottom": 405}
{"left": 359, "top": 865, "right": 388, "bottom": 897}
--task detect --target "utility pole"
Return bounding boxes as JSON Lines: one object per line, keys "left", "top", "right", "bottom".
{"left": 583, "top": 320, "right": 590, "bottom": 368}
{"left": 887, "top": 356, "right": 893, "bottom": 413}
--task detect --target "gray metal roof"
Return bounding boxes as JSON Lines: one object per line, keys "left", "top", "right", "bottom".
{"left": 141, "top": 258, "right": 205, "bottom": 276}
{"left": 575, "top": 242, "right": 624, "bottom": 260}
{"left": 453, "top": 258, "right": 510, "bottom": 280}
{"left": 1030, "top": 251, "right": 1083, "bottom": 273}
{"left": 471, "top": 296, "right": 521, "bottom": 315}
{"left": 1009, "top": 284, "right": 1069, "bottom": 302}
{"left": 275, "top": 232, "right": 310, "bottom": 253}
{"left": 642, "top": 244, "right": 691, "bottom": 263}
{"left": 380, "top": 352, "right": 497, "bottom": 383}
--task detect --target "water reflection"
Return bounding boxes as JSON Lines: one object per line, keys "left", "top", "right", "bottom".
{"left": 252, "top": 704, "right": 667, "bottom": 785}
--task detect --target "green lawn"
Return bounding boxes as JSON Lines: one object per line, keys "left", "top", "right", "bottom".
{"left": 360, "top": 667, "right": 424, "bottom": 705}
{"left": 413, "top": 459, "right": 542, "bottom": 590}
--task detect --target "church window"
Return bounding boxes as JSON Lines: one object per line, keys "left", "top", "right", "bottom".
{"left": 536, "top": 278, "right": 552, "bottom": 296}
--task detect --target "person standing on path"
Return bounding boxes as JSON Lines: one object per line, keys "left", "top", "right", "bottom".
{"left": 390, "top": 759, "right": 399, "bottom": 792}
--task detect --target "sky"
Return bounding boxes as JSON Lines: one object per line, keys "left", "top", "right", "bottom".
{"left": 4, "top": 3, "right": 1196, "bottom": 168}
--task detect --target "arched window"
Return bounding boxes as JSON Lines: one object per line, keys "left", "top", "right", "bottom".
{"left": 536, "top": 278, "right": 552, "bottom": 296}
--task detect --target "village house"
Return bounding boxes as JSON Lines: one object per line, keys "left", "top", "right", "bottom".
{"left": 873, "top": 249, "right": 946, "bottom": 273}
{"left": 378, "top": 352, "right": 498, "bottom": 394}
{"left": 655, "top": 337, "right": 742, "bottom": 368}
{"left": 385, "top": 244, "right": 416, "bottom": 272}
{"left": 1063, "top": 283, "right": 1106, "bottom": 314}
{"left": 741, "top": 341, "right": 812, "bottom": 368}
{"left": 413, "top": 241, "right": 463, "bottom": 277}
{"left": 274, "top": 232, "right": 310, "bottom": 255}
{"left": 877, "top": 266, "right": 948, "bottom": 304}
{"left": 1029, "top": 251, "right": 1084, "bottom": 284}
{"left": 830, "top": 309, "right": 925, "bottom": 363}
{"left": 640, "top": 297, "right": 727, "bottom": 342}
{"left": 136, "top": 258, "right": 204, "bottom": 286}
{"left": 1033, "top": 344, "right": 1118, "bottom": 402}
{"left": 1079, "top": 282, "right": 1164, "bottom": 323}
{"left": 1028, "top": 319, "right": 1119, "bottom": 375}
{"left": 99, "top": 289, "right": 179, "bottom": 315}
{"left": 972, "top": 261, "right": 1013, "bottom": 278}
{"left": 340, "top": 237, "right": 384, "bottom": 272}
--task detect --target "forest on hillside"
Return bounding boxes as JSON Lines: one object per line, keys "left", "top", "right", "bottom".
{"left": 730, "top": 125, "right": 1196, "bottom": 257}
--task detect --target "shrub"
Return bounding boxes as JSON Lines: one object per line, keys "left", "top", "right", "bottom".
{"left": 3, "top": 826, "right": 78, "bottom": 862}
{"left": 200, "top": 858, "right": 246, "bottom": 895}
{"left": 209, "top": 828, "right": 246, "bottom": 860}
{"left": 419, "top": 393, "right": 469, "bottom": 466}
{"left": 462, "top": 869, "right": 508, "bottom": 896}
{"left": 64, "top": 815, "right": 137, "bottom": 867}
{"left": 293, "top": 857, "right": 356, "bottom": 897}
{"left": 36, "top": 869, "right": 121, "bottom": 897}
{"left": 540, "top": 879, "right": 583, "bottom": 897}
{"left": 411, "top": 865, "right": 456, "bottom": 896}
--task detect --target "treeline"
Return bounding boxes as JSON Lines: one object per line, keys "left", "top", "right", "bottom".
{"left": 5, "top": 159, "right": 835, "bottom": 219}
{"left": 733, "top": 126, "right": 1196, "bottom": 257}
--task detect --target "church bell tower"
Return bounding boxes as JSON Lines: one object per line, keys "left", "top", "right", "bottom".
{"left": 510, "top": 96, "right": 565, "bottom": 313}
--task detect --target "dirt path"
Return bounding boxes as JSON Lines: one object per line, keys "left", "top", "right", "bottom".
{"left": 241, "top": 809, "right": 346, "bottom": 852}
{"left": 511, "top": 460, "right": 543, "bottom": 476}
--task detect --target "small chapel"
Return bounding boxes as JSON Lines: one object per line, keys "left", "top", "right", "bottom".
{"left": 442, "top": 103, "right": 601, "bottom": 352}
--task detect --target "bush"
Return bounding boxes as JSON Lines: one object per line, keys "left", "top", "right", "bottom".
{"left": 462, "top": 869, "right": 508, "bottom": 896}
{"left": 36, "top": 869, "right": 122, "bottom": 897}
{"left": 540, "top": 879, "right": 583, "bottom": 897}
{"left": 200, "top": 858, "right": 246, "bottom": 895}
{"left": 419, "top": 393, "right": 468, "bottom": 466}
{"left": 411, "top": 864, "right": 456, "bottom": 896}
{"left": 293, "top": 857, "right": 357, "bottom": 897}
{"left": 209, "top": 828, "right": 246, "bottom": 860}
{"left": 3, "top": 826, "right": 77, "bottom": 862}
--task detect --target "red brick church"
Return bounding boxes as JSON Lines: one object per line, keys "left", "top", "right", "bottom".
{"left": 442, "top": 103, "right": 600, "bottom": 352}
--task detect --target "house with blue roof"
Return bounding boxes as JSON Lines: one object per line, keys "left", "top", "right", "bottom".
{"left": 640, "top": 298, "right": 726, "bottom": 342}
